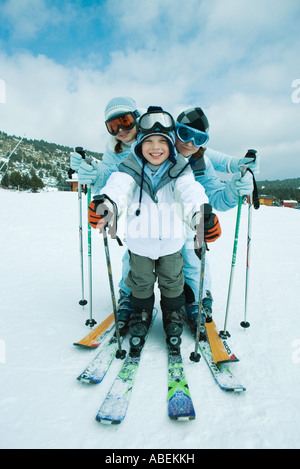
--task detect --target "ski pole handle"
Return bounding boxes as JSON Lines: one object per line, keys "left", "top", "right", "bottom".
{"left": 75, "top": 146, "right": 94, "bottom": 166}
{"left": 245, "top": 149, "right": 257, "bottom": 161}
{"left": 239, "top": 149, "right": 257, "bottom": 177}
{"left": 245, "top": 149, "right": 260, "bottom": 210}
{"left": 75, "top": 146, "right": 86, "bottom": 159}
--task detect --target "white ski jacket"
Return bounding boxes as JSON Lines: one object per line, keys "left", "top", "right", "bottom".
{"left": 100, "top": 152, "right": 208, "bottom": 260}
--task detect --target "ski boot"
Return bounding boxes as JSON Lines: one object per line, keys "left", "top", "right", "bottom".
{"left": 202, "top": 290, "right": 213, "bottom": 323}
{"left": 163, "top": 309, "right": 183, "bottom": 354}
{"left": 128, "top": 308, "right": 153, "bottom": 357}
{"left": 115, "top": 291, "right": 133, "bottom": 336}
{"left": 184, "top": 302, "right": 206, "bottom": 340}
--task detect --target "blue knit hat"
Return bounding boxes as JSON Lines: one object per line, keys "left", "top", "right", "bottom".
{"left": 105, "top": 97, "right": 138, "bottom": 122}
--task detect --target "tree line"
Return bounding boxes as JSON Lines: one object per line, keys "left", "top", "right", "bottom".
{"left": 1, "top": 169, "right": 44, "bottom": 192}
{"left": 257, "top": 178, "right": 300, "bottom": 203}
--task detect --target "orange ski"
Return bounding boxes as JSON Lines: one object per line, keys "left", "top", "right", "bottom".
{"left": 205, "top": 320, "right": 239, "bottom": 364}
{"left": 73, "top": 313, "right": 114, "bottom": 349}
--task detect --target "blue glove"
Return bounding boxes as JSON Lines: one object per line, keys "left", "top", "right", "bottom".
{"left": 78, "top": 160, "right": 98, "bottom": 185}
{"left": 70, "top": 152, "right": 83, "bottom": 171}
{"left": 229, "top": 154, "right": 260, "bottom": 175}
{"left": 227, "top": 171, "right": 254, "bottom": 197}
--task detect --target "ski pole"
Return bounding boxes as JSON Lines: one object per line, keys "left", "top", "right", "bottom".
{"left": 102, "top": 227, "right": 126, "bottom": 359}
{"left": 0, "top": 136, "right": 24, "bottom": 176}
{"left": 73, "top": 147, "right": 87, "bottom": 307}
{"left": 240, "top": 197, "right": 252, "bottom": 329}
{"left": 190, "top": 242, "right": 207, "bottom": 362}
{"left": 240, "top": 149, "right": 259, "bottom": 329}
{"left": 85, "top": 183, "right": 96, "bottom": 326}
{"left": 75, "top": 147, "right": 96, "bottom": 327}
{"left": 220, "top": 149, "right": 257, "bottom": 339}
{"left": 219, "top": 195, "right": 243, "bottom": 339}
{"left": 77, "top": 181, "right": 87, "bottom": 306}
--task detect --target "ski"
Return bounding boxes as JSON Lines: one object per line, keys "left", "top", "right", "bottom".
{"left": 205, "top": 319, "right": 239, "bottom": 364}
{"left": 167, "top": 345, "right": 196, "bottom": 420}
{"left": 73, "top": 313, "right": 114, "bottom": 348}
{"left": 183, "top": 312, "right": 245, "bottom": 392}
{"left": 95, "top": 309, "right": 157, "bottom": 425}
{"left": 77, "top": 330, "right": 124, "bottom": 384}
{"left": 199, "top": 339, "right": 246, "bottom": 392}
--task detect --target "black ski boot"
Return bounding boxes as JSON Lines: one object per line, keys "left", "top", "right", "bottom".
{"left": 163, "top": 309, "right": 183, "bottom": 337}
{"left": 129, "top": 308, "right": 153, "bottom": 357}
{"left": 163, "top": 309, "right": 183, "bottom": 354}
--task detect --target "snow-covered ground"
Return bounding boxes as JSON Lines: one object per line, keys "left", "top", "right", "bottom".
{"left": 0, "top": 188, "right": 299, "bottom": 449}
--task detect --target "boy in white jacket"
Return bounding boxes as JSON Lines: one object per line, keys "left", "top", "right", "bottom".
{"left": 88, "top": 107, "right": 221, "bottom": 356}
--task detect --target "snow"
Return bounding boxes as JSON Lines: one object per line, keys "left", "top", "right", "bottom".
{"left": 0, "top": 188, "right": 300, "bottom": 450}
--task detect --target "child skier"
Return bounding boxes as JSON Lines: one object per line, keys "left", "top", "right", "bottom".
{"left": 88, "top": 107, "right": 221, "bottom": 355}
{"left": 174, "top": 107, "right": 259, "bottom": 333}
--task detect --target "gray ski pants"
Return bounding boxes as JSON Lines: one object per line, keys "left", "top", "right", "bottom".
{"left": 125, "top": 250, "right": 184, "bottom": 299}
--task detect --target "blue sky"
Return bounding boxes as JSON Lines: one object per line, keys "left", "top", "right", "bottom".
{"left": 0, "top": 0, "right": 300, "bottom": 180}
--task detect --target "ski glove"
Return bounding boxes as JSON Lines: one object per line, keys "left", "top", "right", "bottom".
{"left": 70, "top": 152, "right": 83, "bottom": 171}
{"left": 229, "top": 154, "right": 260, "bottom": 174}
{"left": 227, "top": 171, "right": 254, "bottom": 198}
{"left": 193, "top": 204, "right": 221, "bottom": 259}
{"left": 78, "top": 160, "right": 98, "bottom": 185}
{"left": 88, "top": 195, "right": 117, "bottom": 234}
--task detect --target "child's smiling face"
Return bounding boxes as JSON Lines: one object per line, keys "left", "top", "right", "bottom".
{"left": 142, "top": 135, "right": 170, "bottom": 166}
{"left": 175, "top": 137, "right": 199, "bottom": 158}
{"left": 116, "top": 125, "right": 137, "bottom": 143}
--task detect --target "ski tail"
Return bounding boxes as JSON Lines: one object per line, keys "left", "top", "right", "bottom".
{"left": 205, "top": 319, "right": 239, "bottom": 364}
{"left": 73, "top": 313, "right": 114, "bottom": 348}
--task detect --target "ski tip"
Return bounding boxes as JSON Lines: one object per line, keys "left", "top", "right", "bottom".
{"left": 225, "top": 388, "right": 246, "bottom": 393}
{"left": 169, "top": 415, "right": 196, "bottom": 421}
{"left": 96, "top": 416, "right": 121, "bottom": 425}
{"left": 77, "top": 377, "right": 99, "bottom": 384}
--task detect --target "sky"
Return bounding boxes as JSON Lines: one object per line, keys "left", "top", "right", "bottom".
{"left": 0, "top": 0, "right": 300, "bottom": 181}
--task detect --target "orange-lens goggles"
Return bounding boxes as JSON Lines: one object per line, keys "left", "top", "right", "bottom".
{"left": 105, "top": 112, "right": 137, "bottom": 136}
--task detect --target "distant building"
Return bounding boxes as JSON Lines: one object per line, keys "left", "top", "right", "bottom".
{"left": 280, "top": 200, "right": 300, "bottom": 209}
{"left": 258, "top": 195, "right": 278, "bottom": 206}
{"left": 66, "top": 175, "right": 78, "bottom": 192}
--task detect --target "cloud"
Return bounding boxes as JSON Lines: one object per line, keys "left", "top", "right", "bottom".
{"left": 0, "top": 0, "right": 61, "bottom": 40}
{"left": 0, "top": 0, "right": 299, "bottom": 180}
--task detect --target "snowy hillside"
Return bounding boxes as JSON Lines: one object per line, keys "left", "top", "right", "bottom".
{"left": 0, "top": 188, "right": 300, "bottom": 450}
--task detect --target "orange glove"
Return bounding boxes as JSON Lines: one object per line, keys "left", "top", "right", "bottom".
{"left": 193, "top": 204, "right": 221, "bottom": 259}
{"left": 88, "top": 196, "right": 116, "bottom": 231}
{"left": 204, "top": 212, "right": 221, "bottom": 242}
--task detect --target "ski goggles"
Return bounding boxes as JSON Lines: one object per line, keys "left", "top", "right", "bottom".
{"left": 176, "top": 123, "right": 209, "bottom": 147}
{"left": 105, "top": 111, "right": 139, "bottom": 136}
{"left": 138, "top": 110, "right": 175, "bottom": 134}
